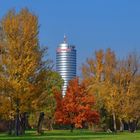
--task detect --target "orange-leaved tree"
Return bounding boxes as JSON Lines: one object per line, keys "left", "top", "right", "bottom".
{"left": 55, "top": 77, "right": 99, "bottom": 132}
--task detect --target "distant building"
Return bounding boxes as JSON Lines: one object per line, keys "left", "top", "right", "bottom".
{"left": 56, "top": 36, "right": 76, "bottom": 96}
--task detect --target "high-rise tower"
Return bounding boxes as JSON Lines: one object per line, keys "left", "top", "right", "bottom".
{"left": 56, "top": 36, "right": 76, "bottom": 96}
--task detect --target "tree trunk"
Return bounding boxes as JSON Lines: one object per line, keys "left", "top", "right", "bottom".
{"left": 15, "top": 108, "right": 20, "bottom": 136}
{"left": 70, "top": 124, "right": 74, "bottom": 132}
{"left": 135, "top": 120, "right": 138, "bottom": 132}
{"left": 19, "top": 112, "right": 27, "bottom": 135}
{"left": 119, "top": 119, "right": 124, "bottom": 132}
{"left": 88, "top": 123, "right": 94, "bottom": 131}
{"left": 37, "top": 112, "right": 45, "bottom": 134}
{"left": 8, "top": 119, "right": 14, "bottom": 135}
{"left": 112, "top": 112, "right": 117, "bottom": 132}
{"left": 48, "top": 117, "right": 53, "bottom": 131}
{"left": 129, "top": 120, "right": 136, "bottom": 133}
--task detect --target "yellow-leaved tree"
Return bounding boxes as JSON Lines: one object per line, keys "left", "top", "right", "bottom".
{"left": 0, "top": 9, "right": 49, "bottom": 135}
{"left": 82, "top": 49, "right": 140, "bottom": 132}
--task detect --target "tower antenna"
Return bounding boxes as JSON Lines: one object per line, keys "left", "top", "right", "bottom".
{"left": 63, "top": 34, "right": 67, "bottom": 43}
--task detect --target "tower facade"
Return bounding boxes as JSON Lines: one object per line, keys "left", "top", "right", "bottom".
{"left": 56, "top": 36, "right": 76, "bottom": 96}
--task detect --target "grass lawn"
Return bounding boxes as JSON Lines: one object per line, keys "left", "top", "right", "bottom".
{"left": 0, "top": 130, "right": 139, "bottom": 140}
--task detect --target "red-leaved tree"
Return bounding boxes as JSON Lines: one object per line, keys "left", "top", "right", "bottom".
{"left": 55, "top": 78, "right": 99, "bottom": 132}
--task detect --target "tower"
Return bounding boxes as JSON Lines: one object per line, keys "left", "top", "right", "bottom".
{"left": 56, "top": 36, "right": 76, "bottom": 96}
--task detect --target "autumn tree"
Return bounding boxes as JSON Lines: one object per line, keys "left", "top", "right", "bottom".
{"left": 81, "top": 49, "right": 120, "bottom": 131}
{"left": 0, "top": 9, "right": 49, "bottom": 135}
{"left": 81, "top": 49, "right": 109, "bottom": 130}
{"left": 82, "top": 49, "right": 140, "bottom": 132}
{"left": 115, "top": 54, "right": 140, "bottom": 132}
{"left": 55, "top": 78, "right": 99, "bottom": 132}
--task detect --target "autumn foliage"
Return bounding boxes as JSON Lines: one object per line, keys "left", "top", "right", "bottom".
{"left": 0, "top": 8, "right": 140, "bottom": 135}
{"left": 82, "top": 49, "right": 140, "bottom": 132}
{"left": 55, "top": 78, "right": 99, "bottom": 130}
{"left": 0, "top": 8, "right": 52, "bottom": 135}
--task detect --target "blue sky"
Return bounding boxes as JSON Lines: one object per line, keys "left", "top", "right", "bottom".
{"left": 0, "top": 0, "right": 140, "bottom": 75}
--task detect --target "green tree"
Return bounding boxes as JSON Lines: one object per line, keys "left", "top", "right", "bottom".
{"left": 32, "top": 70, "right": 63, "bottom": 133}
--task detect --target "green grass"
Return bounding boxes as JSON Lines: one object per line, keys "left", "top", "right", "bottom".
{"left": 0, "top": 130, "right": 139, "bottom": 140}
